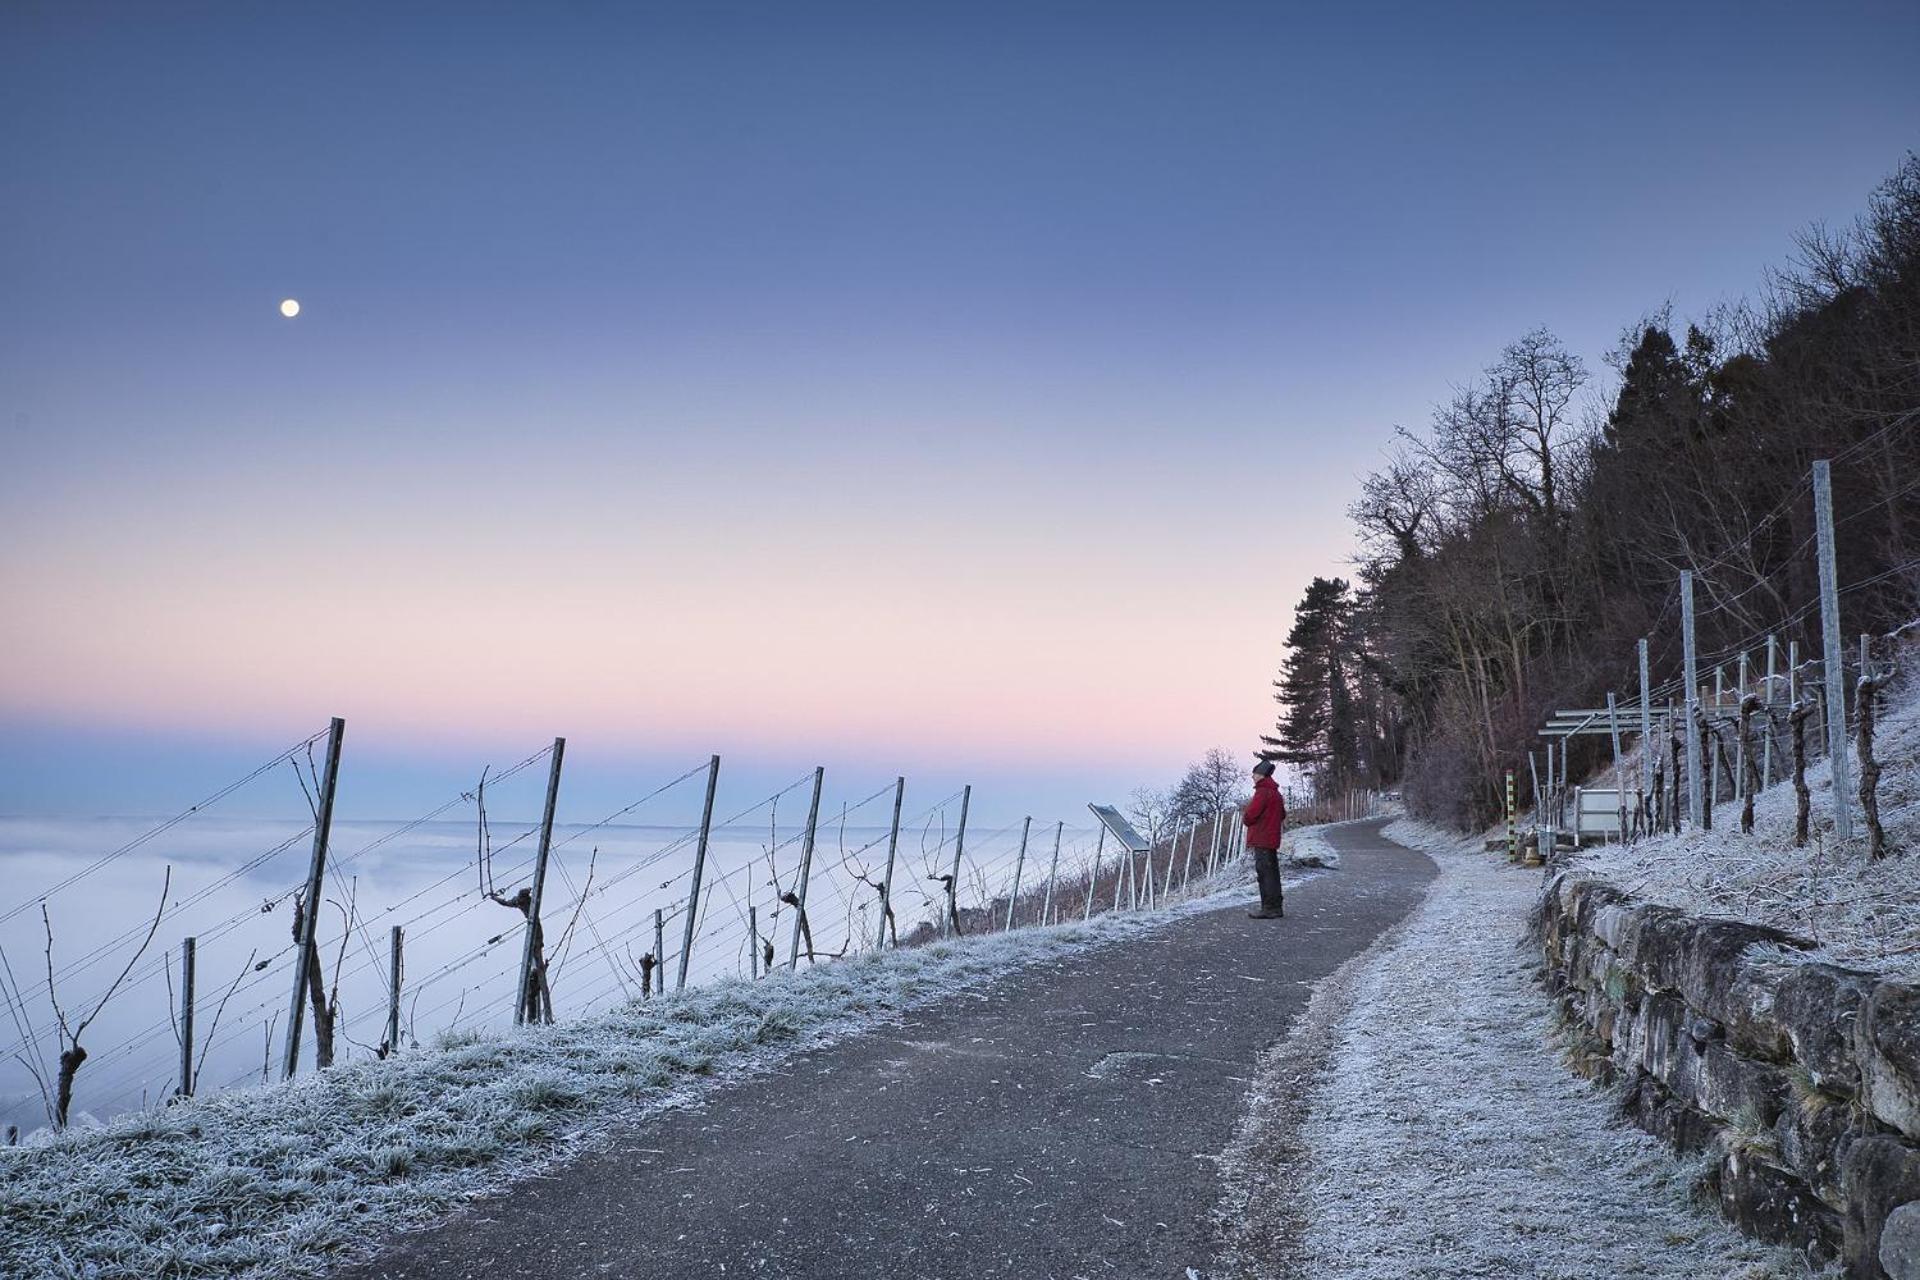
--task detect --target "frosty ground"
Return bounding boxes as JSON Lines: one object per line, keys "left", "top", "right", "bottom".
{"left": 1216, "top": 819, "right": 1816, "bottom": 1279}
{"left": 0, "top": 814, "right": 1800, "bottom": 1280}
{"left": 325, "top": 818, "right": 1412, "bottom": 1280}
{"left": 0, "top": 857, "right": 1275, "bottom": 1280}
{"left": 1568, "top": 664, "right": 1920, "bottom": 978}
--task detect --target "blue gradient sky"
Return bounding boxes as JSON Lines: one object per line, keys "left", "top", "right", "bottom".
{"left": 3, "top": 2, "right": 1917, "bottom": 826}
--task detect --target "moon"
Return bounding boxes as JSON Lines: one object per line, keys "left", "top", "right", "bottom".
{"left": 279, "top": 298, "right": 300, "bottom": 318}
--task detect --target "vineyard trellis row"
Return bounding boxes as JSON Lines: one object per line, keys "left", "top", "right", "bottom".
{"left": 0, "top": 734, "right": 1276, "bottom": 1139}
{"left": 1521, "top": 456, "right": 1915, "bottom": 860}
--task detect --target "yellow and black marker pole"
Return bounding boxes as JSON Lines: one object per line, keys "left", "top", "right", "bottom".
{"left": 1506, "top": 769, "right": 1517, "bottom": 862}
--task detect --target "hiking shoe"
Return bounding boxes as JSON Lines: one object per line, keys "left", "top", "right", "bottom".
{"left": 1247, "top": 907, "right": 1284, "bottom": 919}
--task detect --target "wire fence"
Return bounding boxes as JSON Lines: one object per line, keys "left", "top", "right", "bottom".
{"left": 1517, "top": 455, "right": 1918, "bottom": 860}
{"left": 0, "top": 743, "right": 1280, "bottom": 1140}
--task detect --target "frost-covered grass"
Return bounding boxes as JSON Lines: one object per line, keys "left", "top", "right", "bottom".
{"left": 1284, "top": 821, "right": 1342, "bottom": 869}
{"left": 0, "top": 887, "right": 1249, "bottom": 1280}
{"left": 1287, "top": 818, "right": 1818, "bottom": 1279}
{"left": 1565, "top": 665, "right": 1920, "bottom": 979}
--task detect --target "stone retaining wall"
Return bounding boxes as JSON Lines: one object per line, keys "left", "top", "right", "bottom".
{"left": 1537, "top": 872, "right": 1920, "bottom": 1278}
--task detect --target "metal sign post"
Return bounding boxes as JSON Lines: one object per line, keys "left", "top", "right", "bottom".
{"left": 1087, "top": 805, "right": 1151, "bottom": 914}
{"left": 1813, "top": 460, "right": 1854, "bottom": 840}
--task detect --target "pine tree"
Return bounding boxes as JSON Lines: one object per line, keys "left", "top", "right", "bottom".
{"left": 1265, "top": 577, "right": 1359, "bottom": 787}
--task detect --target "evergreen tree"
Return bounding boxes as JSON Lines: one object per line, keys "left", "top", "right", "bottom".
{"left": 1265, "top": 577, "right": 1359, "bottom": 787}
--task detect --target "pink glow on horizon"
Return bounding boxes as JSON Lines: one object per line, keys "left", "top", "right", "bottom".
{"left": 0, "top": 357, "right": 1372, "bottom": 782}
{"left": 0, "top": 449, "right": 1354, "bottom": 775}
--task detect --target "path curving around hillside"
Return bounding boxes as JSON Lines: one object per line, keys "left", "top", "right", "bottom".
{"left": 333, "top": 819, "right": 1434, "bottom": 1280}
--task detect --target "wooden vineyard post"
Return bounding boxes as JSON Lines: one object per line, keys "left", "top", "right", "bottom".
{"left": 1681, "top": 572, "right": 1703, "bottom": 828}
{"left": 513, "top": 737, "right": 567, "bottom": 1027}
{"left": 384, "top": 926, "right": 403, "bottom": 1056}
{"left": 1160, "top": 824, "right": 1178, "bottom": 901}
{"left": 177, "top": 937, "right": 195, "bottom": 1098}
{"left": 875, "top": 777, "right": 905, "bottom": 950}
{"left": 1734, "top": 653, "right": 1750, "bottom": 807}
{"left": 1083, "top": 827, "right": 1105, "bottom": 921}
{"left": 283, "top": 717, "right": 345, "bottom": 1079}
{"left": 1667, "top": 702, "right": 1683, "bottom": 835}
{"left": 1763, "top": 635, "right": 1778, "bottom": 788}
{"left": 1004, "top": 817, "right": 1032, "bottom": 930}
{"left": 943, "top": 784, "right": 970, "bottom": 939}
{"left": 1607, "top": 694, "right": 1626, "bottom": 843}
{"left": 788, "top": 767, "right": 826, "bottom": 965}
{"left": 1739, "top": 695, "right": 1761, "bottom": 835}
{"left": 1720, "top": 667, "right": 1735, "bottom": 805}
{"left": 1638, "top": 639, "right": 1654, "bottom": 831}
{"left": 653, "top": 910, "right": 665, "bottom": 990}
{"left": 1039, "top": 820, "right": 1063, "bottom": 926}
{"left": 1813, "top": 460, "right": 1854, "bottom": 840}
{"left": 676, "top": 756, "right": 722, "bottom": 992}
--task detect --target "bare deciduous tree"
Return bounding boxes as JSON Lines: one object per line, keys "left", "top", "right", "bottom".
{"left": 1168, "top": 749, "right": 1248, "bottom": 826}
{"left": 1125, "top": 787, "right": 1171, "bottom": 849}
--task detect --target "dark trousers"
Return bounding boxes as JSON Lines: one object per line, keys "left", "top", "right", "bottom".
{"left": 1251, "top": 845, "right": 1284, "bottom": 911}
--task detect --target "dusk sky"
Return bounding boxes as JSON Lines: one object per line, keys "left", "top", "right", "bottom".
{"left": 3, "top": 2, "right": 1917, "bottom": 825}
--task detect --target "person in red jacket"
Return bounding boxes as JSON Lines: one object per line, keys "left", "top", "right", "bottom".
{"left": 1243, "top": 760, "right": 1287, "bottom": 918}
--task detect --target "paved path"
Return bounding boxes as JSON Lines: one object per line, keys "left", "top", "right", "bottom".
{"left": 337, "top": 820, "right": 1435, "bottom": 1280}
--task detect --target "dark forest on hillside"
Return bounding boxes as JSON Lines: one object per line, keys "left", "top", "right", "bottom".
{"left": 1268, "top": 154, "right": 1920, "bottom": 829}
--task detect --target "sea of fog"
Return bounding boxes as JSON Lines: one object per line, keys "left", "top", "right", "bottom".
{"left": 0, "top": 809, "right": 1106, "bottom": 1137}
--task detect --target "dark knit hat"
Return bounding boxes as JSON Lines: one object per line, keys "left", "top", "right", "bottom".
{"left": 1252, "top": 760, "right": 1277, "bottom": 777}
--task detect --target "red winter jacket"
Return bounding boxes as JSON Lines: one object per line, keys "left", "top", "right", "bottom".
{"left": 1243, "top": 775, "right": 1286, "bottom": 848}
